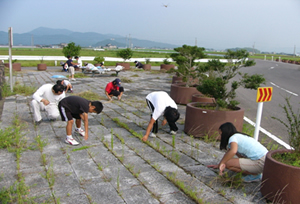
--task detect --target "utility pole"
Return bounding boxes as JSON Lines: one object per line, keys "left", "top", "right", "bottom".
{"left": 294, "top": 45, "right": 296, "bottom": 57}
{"left": 195, "top": 37, "right": 197, "bottom": 46}
{"left": 252, "top": 42, "right": 255, "bottom": 55}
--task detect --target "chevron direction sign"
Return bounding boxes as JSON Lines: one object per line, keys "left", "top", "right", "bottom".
{"left": 256, "top": 87, "right": 273, "bottom": 103}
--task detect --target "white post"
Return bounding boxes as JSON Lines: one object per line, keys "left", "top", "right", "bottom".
{"left": 254, "top": 102, "right": 264, "bottom": 141}
{"left": 271, "top": 56, "right": 273, "bottom": 61}
{"left": 279, "top": 57, "right": 281, "bottom": 62}
{"left": 55, "top": 60, "right": 57, "bottom": 66}
{"left": 264, "top": 55, "right": 266, "bottom": 60}
{"left": 8, "top": 27, "right": 13, "bottom": 92}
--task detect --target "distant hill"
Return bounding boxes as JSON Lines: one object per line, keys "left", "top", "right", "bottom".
{"left": 0, "top": 27, "right": 178, "bottom": 49}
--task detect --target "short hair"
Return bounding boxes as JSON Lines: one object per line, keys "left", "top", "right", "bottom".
{"left": 52, "top": 84, "right": 65, "bottom": 93}
{"left": 56, "top": 80, "right": 63, "bottom": 85}
{"left": 219, "top": 122, "right": 238, "bottom": 150}
{"left": 91, "top": 101, "right": 103, "bottom": 114}
{"left": 75, "top": 56, "right": 79, "bottom": 59}
{"left": 67, "top": 55, "right": 71, "bottom": 59}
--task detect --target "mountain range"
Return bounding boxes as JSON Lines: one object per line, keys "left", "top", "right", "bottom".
{"left": 0, "top": 27, "right": 178, "bottom": 49}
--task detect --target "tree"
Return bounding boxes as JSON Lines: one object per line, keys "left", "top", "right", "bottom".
{"left": 170, "top": 45, "right": 206, "bottom": 87}
{"left": 62, "top": 42, "right": 81, "bottom": 58}
{"left": 197, "top": 49, "right": 266, "bottom": 110}
{"left": 116, "top": 48, "right": 133, "bottom": 62}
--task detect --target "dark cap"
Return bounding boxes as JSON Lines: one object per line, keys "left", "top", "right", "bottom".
{"left": 114, "top": 78, "right": 121, "bottom": 87}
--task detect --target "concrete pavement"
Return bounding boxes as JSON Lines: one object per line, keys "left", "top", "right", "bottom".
{"left": 0, "top": 66, "right": 267, "bottom": 203}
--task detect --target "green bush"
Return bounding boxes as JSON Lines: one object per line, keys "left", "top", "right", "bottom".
{"left": 116, "top": 48, "right": 133, "bottom": 61}
{"left": 197, "top": 49, "right": 266, "bottom": 110}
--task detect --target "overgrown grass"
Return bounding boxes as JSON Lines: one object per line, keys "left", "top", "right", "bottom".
{"left": 1, "top": 82, "right": 37, "bottom": 97}
{"left": 73, "top": 90, "right": 105, "bottom": 101}
{"left": 0, "top": 115, "right": 38, "bottom": 203}
{"left": 120, "top": 77, "right": 133, "bottom": 83}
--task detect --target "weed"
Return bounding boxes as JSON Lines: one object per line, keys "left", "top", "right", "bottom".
{"left": 73, "top": 90, "right": 104, "bottom": 101}
{"left": 111, "top": 129, "right": 114, "bottom": 150}
{"left": 172, "top": 135, "right": 175, "bottom": 148}
{"left": 120, "top": 77, "right": 133, "bottom": 83}
{"left": 117, "top": 168, "right": 120, "bottom": 193}
{"left": 1, "top": 82, "right": 37, "bottom": 97}
{"left": 72, "top": 146, "right": 91, "bottom": 152}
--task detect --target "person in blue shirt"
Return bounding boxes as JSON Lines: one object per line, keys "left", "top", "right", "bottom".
{"left": 207, "top": 122, "right": 268, "bottom": 183}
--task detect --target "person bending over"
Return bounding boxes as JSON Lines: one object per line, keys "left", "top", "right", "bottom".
{"left": 134, "top": 61, "right": 143, "bottom": 69}
{"left": 142, "top": 91, "right": 180, "bottom": 142}
{"left": 207, "top": 122, "right": 268, "bottom": 183}
{"left": 57, "top": 79, "right": 73, "bottom": 93}
{"left": 58, "top": 96, "right": 103, "bottom": 146}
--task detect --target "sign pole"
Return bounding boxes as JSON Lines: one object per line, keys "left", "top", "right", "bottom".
{"left": 8, "top": 27, "right": 13, "bottom": 92}
{"left": 254, "top": 102, "right": 263, "bottom": 141}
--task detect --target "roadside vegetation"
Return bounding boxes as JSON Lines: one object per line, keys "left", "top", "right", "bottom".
{"left": 7, "top": 47, "right": 299, "bottom": 67}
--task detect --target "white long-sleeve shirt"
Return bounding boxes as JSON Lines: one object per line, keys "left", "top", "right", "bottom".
{"left": 32, "top": 84, "right": 65, "bottom": 105}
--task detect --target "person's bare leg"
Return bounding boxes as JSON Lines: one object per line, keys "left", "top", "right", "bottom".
{"left": 75, "top": 119, "right": 81, "bottom": 129}
{"left": 66, "top": 120, "right": 73, "bottom": 135}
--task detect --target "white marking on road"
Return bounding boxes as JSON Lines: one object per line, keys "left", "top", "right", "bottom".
{"left": 270, "top": 82, "right": 298, "bottom": 96}
{"left": 244, "top": 116, "right": 293, "bottom": 150}
{"left": 269, "top": 67, "right": 274, "bottom": 70}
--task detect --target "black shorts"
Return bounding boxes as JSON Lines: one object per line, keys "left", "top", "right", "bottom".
{"left": 58, "top": 104, "right": 81, "bottom": 121}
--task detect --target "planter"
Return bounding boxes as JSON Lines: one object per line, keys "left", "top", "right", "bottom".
{"left": 184, "top": 102, "right": 244, "bottom": 138}
{"left": 172, "top": 75, "right": 183, "bottom": 84}
{"left": 116, "top": 62, "right": 130, "bottom": 70}
{"left": 37, "top": 63, "right": 47, "bottom": 71}
{"left": 143, "top": 64, "right": 151, "bottom": 70}
{"left": 160, "top": 64, "right": 175, "bottom": 71}
{"left": 192, "top": 94, "right": 215, "bottom": 103}
{"left": 261, "top": 149, "right": 300, "bottom": 204}
{"left": 4, "top": 63, "right": 21, "bottom": 71}
{"left": 170, "top": 83, "right": 201, "bottom": 105}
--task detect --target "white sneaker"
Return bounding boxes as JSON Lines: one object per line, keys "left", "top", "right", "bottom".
{"left": 150, "top": 133, "right": 156, "bottom": 138}
{"left": 65, "top": 137, "right": 79, "bottom": 146}
{"left": 71, "top": 78, "right": 76, "bottom": 81}
{"left": 170, "top": 130, "right": 177, "bottom": 135}
{"left": 75, "top": 128, "right": 85, "bottom": 137}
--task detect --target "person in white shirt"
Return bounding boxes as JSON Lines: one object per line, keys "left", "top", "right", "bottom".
{"left": 31, "top": 84, "right": 65, "bottom": 124}
{"left": 57, "top": 79, "right": 73, "bottom": 93}
{"left": 75, "top": 56, "right": 82, "bottom": 68}
{"left": 83, "top": 62, "right": 98, "bottom": 71}
{"left": 142, "top": 91, "right": 180, "bottom": 142}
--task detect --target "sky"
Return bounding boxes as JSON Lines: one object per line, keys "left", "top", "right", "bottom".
{"left": 1, "top": 0, "right": 300, "bottom": 54}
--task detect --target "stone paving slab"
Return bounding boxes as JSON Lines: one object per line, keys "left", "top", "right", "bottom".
{"left": 0, "top": 67, "right": 267, "bottom": 203}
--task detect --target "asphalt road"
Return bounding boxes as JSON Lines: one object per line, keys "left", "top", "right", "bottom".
{"left": 235, "top": 59, "right": 300, "bottom": 146}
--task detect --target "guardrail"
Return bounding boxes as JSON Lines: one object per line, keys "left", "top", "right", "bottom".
{"left": 0, "top": 55, "right": 235, "bottom": 63}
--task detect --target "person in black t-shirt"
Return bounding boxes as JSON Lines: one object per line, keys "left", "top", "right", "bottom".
{"left": 134, "top": 61, "right": 143, "bottom": 69}
{"left": 58, "top": 96, "right": 103, "bottom": 145}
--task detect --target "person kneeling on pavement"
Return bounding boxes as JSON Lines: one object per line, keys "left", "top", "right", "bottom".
{"left": 207, "top": 122, "right": 268, "bottom": 183}
{"left": 105, "top": 78, "right": 124, "bottom": 101}
{"left": 31, "top": 84, "right": 65, "bottom": 124}
{"left": 142, "top": 91, "right": 180, "bottom": 142}
{"left": 56, "top": 79, "right": 73, "bottom": 93}
{"left": 58, "top": 96, "right": 103, "bottom": 146}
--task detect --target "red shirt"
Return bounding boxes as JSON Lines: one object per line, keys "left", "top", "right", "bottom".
{"left": 105, "top": 82, "right": 119, "bottom": 93}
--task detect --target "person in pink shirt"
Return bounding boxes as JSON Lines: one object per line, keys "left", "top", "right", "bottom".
{"left": 105, "top": 78, "right": 124, "bottom": 101}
